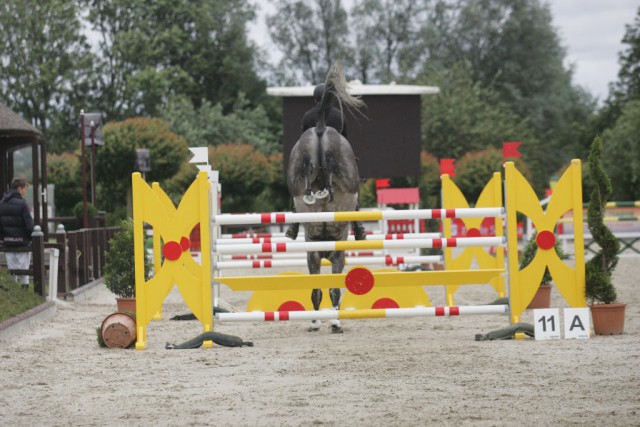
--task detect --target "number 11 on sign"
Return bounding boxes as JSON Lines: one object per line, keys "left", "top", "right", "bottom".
{"left": 534, "top": 309, "right": 561, "bottom": 340}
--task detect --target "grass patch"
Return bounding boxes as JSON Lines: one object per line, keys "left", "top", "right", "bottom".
{"left": 0, "top": 267, "right": 45, "bottom": 324}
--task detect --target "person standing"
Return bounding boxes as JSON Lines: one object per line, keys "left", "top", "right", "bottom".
{"left": 0, "top": 178, "right": 34, "bottom": 289}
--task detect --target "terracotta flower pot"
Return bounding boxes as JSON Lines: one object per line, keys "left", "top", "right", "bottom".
{"left": 116, "top": 297, "right": 136, "bottom": 313}
{"left": 590, "top": 303, "right": 626, "bottom": 335}
{"left": 527, "top": 283, "right": 551, "bottom": 309}
{"left": 100, "top": 312, "right": 137, "bottom": 348}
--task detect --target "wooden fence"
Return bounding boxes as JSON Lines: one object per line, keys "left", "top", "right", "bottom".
{"left": 1, "top": 224, "right": 119, "bottom": 298}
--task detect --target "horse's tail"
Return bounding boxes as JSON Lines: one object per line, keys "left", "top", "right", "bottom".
{"left": 316, "top": 63, "right": 364, "bottom": 137}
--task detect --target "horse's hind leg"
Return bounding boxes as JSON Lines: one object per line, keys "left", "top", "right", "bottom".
{"left": 328, "top": 252, "right": 345, "bottom": 333}
{"left": 308, "top": 251, "right": 323, "bottom": 331}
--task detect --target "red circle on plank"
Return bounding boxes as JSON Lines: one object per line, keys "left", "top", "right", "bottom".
{"left": 536, "top": 230, "right": 556, "bottom": 250}
{"left": 163, "top": 241, "right": 182, "bottom": 261}
{"left": 372, "top": 298, "right": 399, "bottom": 309}
{"left": 180, "top": 236, "right": 191, "bottom": 251}
{"left": 345, "top": 268, "right": 374, "bottom": 295}
{"left": 278, "top": 301, "right": 305, "bottom": 312}
{"left": 466, "top": 227, "right": 481, "bottom": 237}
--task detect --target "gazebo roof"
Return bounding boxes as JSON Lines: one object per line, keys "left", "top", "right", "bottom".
{"left": 0, "top": 102, "right": 42, "bottom": 138}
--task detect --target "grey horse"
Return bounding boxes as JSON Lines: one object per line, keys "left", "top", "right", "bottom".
{"left": 286, "top": 63, "right": 365, "bottom": 333}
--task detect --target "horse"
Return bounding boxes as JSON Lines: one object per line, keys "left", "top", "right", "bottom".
{"left": 286, "top": 63, "right": 365, "bottom": 333}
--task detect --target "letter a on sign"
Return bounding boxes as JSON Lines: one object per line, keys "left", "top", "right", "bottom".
{"left": 564, "top": 308, "right": 590, "bottom": 339}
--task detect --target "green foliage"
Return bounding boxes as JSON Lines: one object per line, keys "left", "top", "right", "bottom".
{"left": 519, "top": 231, "right": 567, "bottom": 285}
{"left": 602, "top": 100, "right": 640, "bottom": 200}
{"left": 72, "top": 202, "right": 97, "bottom": 220}
{"left": 82, "top": 0, "right": 265, "bottom": 119}
{"left": 585, "top": 136, "right": 619, "bottom": 304}
{"left": 418, "top": 63, "right": 547, "bottom": 193}
{"left": 453, "top": 146, "right": 531, "bottom": 202}
{"left": 161, "top": 95, "right": 280, "bottom": 154}
{"left": 350, "top": 0, "right": 424, "bottom": 83}
{"left": 252, "top": 153, "right": 290, "bottom": 213}
{"left": 103, "top": 218, "right": 150, "bottom": 298}
{"left": 610, "top": 8, "right": 640, "bottom": 107}
{"left": 0, "top": 267, "right": 45, "bottom": 324}
{"left": 210, "top": 144, "right": 273, "bottom": 213}
{"left": 47, "top": 152, "right": 83, "bottom": 216}
{"left": 267, "top": 0, "right": 351, "bottom": 84}
{"left": 0, "top": 0, "right": 95, "bottom": 147}
{"left": 96, "top": 117, "right": 188, "bottom": 212}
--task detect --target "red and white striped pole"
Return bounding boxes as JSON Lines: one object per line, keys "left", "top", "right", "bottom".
{"left": 216, "top": 304, "right": 509, "bottom": 322}
{"left": 214, "top": 207, "right": 503, "bottom": 226}
{"left": 215, "top": 255, "right": 443, "bottom": 270}
{"left": 215, "top": 236, "right": 505, "bottom": 255}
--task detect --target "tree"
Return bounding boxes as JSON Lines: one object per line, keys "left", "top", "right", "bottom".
{"left": 0, "top": 0, "right": 94, "bottom": 151}
{"left": 413, "top": 0, "right": 593, "bottom": 180}
{"left": 417, "top": 63, "right": 548, "bottom": 192}
{"left": 47, "top": 152, "right": 83, "bottom": 215}
{"left": 614, "top": 7, "right": 640, "bottom": 105}
{"left": 350, "top": 0, "right": 425, "bottom": 83}
{"left": 96, "top": 117, "right": 188, "bottom": 214}
{"left": 601, "top": 100, "right": 640, "bottom": 200}
{"left": 267, "top": 0, "right": 351, "bottom": 84}
{"left": 161, "top": 95, "right": 280, "bottom": 154}
{"left": 81, "top": 0, "right": 266, "bottom": 119}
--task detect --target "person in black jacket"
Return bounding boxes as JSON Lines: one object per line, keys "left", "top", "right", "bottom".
{"left": 286, "top": 83, "right": 367, "bottom": 241}
{"left": 0, "top": 178, "right": 34, "bottom": 288}
{"left": 301, "top": 83, "right": 348, "bottom": 138}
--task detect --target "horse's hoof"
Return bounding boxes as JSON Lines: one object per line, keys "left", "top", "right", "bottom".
{"left": 315, "top": 189, "right": 329, "bottom": 199}
{"left": 303, "top": 194, "right": 316, "bottom": 205}
{"left": 308, "top": 320, "right": 321, "bottom": 332}
{"left": 285, "top": 224, "right": 299, "bottom": 240}
{"left": 330, "top": 319, "right": 343, "bottom": 334}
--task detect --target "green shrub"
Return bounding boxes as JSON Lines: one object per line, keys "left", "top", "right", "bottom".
{"left": 103, "top": 218, "right": 151, "bottom": 298}
{"left": 585, "top": 136, "right": 619, "bottom": 304}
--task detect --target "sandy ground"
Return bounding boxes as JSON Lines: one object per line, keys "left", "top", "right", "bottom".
{"left": 0, "top": 258, "right": 639, "bottom": 427}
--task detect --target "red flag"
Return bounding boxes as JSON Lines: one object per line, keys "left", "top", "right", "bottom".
{"left": 376, "top": 178, "right": 391, "bottom": 189}
{"left": 503, "top": 142, "right": 522, "bottom": 162}
{"left": 440, "top": 158, "right": 456, "bottom": 177}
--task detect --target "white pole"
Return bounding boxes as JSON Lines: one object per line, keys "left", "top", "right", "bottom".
{"left": 214, "top": 207, "right": 504, "bottom": 226}
{"left": 216, "top": 304, "right": 509, "bottom": 322}
{"left": 215, "top": 236, "right": 506, "bottom": 255}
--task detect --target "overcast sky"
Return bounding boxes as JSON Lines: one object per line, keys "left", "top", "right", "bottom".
{"left": 249, "top": 0, "right": 639, "bottom": 102}
{"left": 549, "top": 0, "right": 638, "bottom": 101}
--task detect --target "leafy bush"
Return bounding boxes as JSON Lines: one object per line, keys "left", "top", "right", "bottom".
{"left": 210, "top": 144, "right": 272, "bottom": 213}
{"left": 97, "top": 117, "right": 188, "bottom": 215}
{"left": 454, "top": 146, "right": 532, "bottom": 202}
{"left": 103, "top": 218, "right": 150, "bottom": 298}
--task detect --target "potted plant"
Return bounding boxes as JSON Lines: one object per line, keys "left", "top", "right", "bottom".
{"left": 585, "top": 136, "right": 625, "bottom": 335}
{"left": 103, "top": 218, "right": 150, "bottom": 312}
{"left": 519, "top": 230, "right": 567, "bottom": 309}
